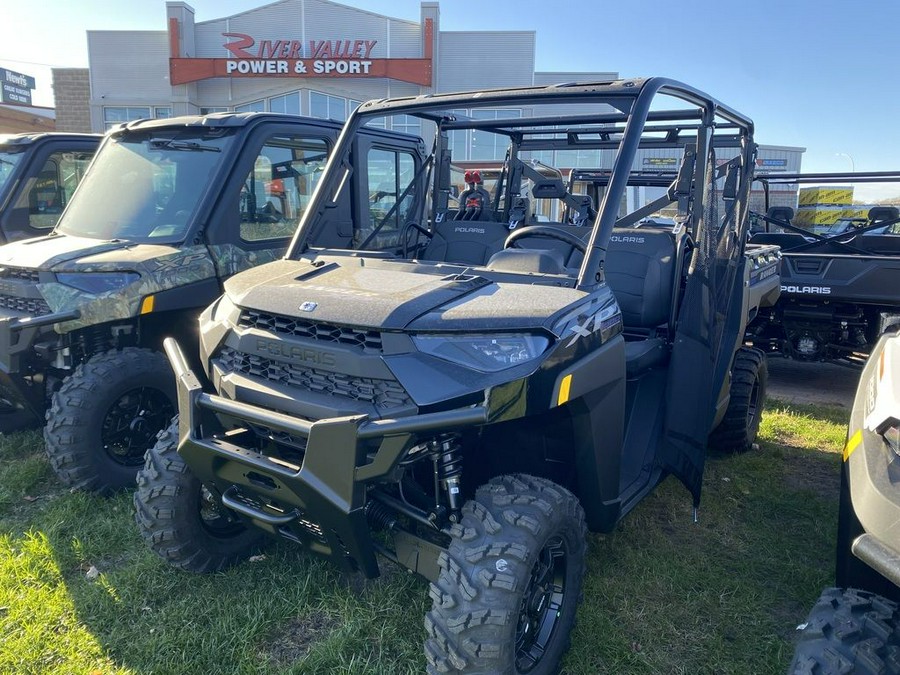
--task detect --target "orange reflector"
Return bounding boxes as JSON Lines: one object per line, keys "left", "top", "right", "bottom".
{"left": 843, "top": 430, "right": 862, "bottom": 462}
{"left": 557, "top": 374, "right": 572, "bottom": 406}
{"left": 880, "top": 349, "right": 886, "bottom": 381}
{"left": 140, "top": 295, "right": 155, "bottom": 314}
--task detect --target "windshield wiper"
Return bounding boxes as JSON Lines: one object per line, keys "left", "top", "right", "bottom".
{"left": 149, "top": 139, "right": 221, "bottom": 152}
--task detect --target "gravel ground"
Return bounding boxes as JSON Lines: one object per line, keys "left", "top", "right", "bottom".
{"left": 766, "top": 356, "right": 860, "bottom": 408}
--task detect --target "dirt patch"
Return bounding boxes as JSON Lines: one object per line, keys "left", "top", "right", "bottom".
{"left": 781, "top": 451, "right": 840, "bottom": 495}
{"left": 260, "top": 612, "right": 339, "bottom": 667}
{"left": 766, "top": 358, "right": 859, "bottom": 408}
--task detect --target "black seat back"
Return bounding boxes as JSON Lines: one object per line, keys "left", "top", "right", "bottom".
{"left": 766, "top": 206, "right": 794, "bottom": 228}
{"left": 605, "top": 228, "right": 680, "bottom": 330}
{"left": 421, "top": 220, "right": 510, "bottom": 265}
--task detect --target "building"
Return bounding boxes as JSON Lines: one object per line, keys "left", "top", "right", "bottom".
{"left": 55, "top": 0, "right": 803, "bottom": 213}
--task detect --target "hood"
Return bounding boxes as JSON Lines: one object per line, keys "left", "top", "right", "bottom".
{"left": 226, "top": 257, "right": 586, "bottom": 332}
{"left": 0, "top": 234, "right": 133, "bottom": 271}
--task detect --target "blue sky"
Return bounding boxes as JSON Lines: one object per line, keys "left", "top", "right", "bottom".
{"left": 3, "top": 0, "right": 899, "bottom": 187}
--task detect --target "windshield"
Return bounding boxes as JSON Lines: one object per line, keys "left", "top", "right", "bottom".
{"left": 0, "top": 149, "right": 24, "bottom": 196}
{"left": 56, "top": 129, "right": 234, "bottom": 242}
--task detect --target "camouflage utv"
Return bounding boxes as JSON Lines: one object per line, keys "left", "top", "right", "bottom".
{"left": 0, "top": 112, "right": 423, "bottom": 492}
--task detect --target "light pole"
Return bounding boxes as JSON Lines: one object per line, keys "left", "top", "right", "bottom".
{"left": 835, "top": 152, "right": 856, "bottom": 173}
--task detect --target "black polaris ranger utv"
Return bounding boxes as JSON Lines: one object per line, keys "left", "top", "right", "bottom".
{"left": 136, "top": 78, "right": 778, "bottom": 673}
{"left": 0, "top": 132, "right": 99, "bottom": 240}
{"left": 0, "top": 112, "right": 423, "bottom": 492}
{"left": 748, "top": 171, "right": 900, "bottom": 365}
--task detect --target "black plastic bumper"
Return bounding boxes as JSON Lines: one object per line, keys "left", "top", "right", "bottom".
{"left": 164, "top": 338, "right": 488, "bottom": 577}
{"left": 0, "top": 309, "right": 78, "bottom": 430}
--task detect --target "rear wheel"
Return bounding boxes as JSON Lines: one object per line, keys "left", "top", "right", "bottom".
{"left": 44, "top": 348, "right": 176, "bottom": 493}
{"left": 425, "top": 474, "right": 586, "bottom": 674}
{"left": 790, "top": 588, "right": 900, "bottom": 674}
{"left": 134, "top": 417, "right": 266, "bottom": 572}
{"left": 708, "top": 347, "right": 767, "bottom": 453}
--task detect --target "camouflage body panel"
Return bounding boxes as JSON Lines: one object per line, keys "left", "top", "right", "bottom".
{"left": 0, "top": 234, "right": 285, "bottom": 333}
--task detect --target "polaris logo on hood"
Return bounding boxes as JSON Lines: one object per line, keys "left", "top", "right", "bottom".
{"left": 454, "top": 227, "right": 485, "bottom": 234}
{"left": 781, "top": 285, "right": 831, "bottom": 295}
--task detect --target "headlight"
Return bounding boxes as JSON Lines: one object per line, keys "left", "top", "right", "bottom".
{"left": 56, "top": 272, "right": 140, "bottom": 294}
{"left": 413, "top": 334, "right": 550, "bottom": 372}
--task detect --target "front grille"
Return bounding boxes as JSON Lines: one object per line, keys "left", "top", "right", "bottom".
{"left": 0, "top": 294, "right": 51, "bottom": 316}
{"left": 0, "top": 267, "right": 40, "bottom": 282}
{"left": 238, "top": 309, "right": 383, "bottom": 352}
{"left": 217, "top": 346, "right": 411, "bottom": 410}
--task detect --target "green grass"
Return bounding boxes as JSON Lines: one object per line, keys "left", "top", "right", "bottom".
{"left": 0, "top": 399, "right": 848, "bottom": 674}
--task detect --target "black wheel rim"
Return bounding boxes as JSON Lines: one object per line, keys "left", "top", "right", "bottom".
{"left": 515, "top": 534, "right": 568, "bottom": 673}
{"left": 198, "top": 485, "right": 246, "bottom": 538}
{"left": 101, "top": 386, "right": 175, "bottom": 466}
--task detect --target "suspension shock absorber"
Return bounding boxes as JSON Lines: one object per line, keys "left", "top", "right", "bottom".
{"left": 435, "top": 435, "right": 464, "bottom": 522}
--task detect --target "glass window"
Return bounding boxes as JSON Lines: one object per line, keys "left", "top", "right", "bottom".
{"left": 234, "top": 100, "right": 265, "bottom": 113}
{"left": 13, "top": 151, "right": 94, "bottom": 230}
{"left": 154, "top": 107, "right": 172, "bottom": 119}
{"left": 240, "top": 136, "right": 330, "bottom": 242}
{"left": 470, "top": 109, "right": 521, "bottom": 162}
{"left": 56, "top": 129, "right": 235, "bottom": 243}
{"left": 269, "top": 92, "right": 301, "bottom": 116}
{"left": 200, "top": 106, "right": 230, "bottom": 115}
{"left": 360, "top": 148, "right": 416, "bottom": 250}
{"left": 103, "top": 106, "right": 151, "bottom": 130}
{"left": 391, "top": 114, "right": 421, "bottom": 137}
{"left": 310, "top": 91, "right": 346, "bottom": 121}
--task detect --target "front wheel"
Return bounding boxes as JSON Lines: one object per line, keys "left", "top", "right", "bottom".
{"left": 44, "top": 348, "right": 177, "bottom": 493}
{"left": 708, "top": 347, "right": 767, "bottom": 453}
{"left": 425, "top": 474, "right": 587, "bottom": 674}
{"left": 134, "top": 417, "right": 266, "bottom": 572}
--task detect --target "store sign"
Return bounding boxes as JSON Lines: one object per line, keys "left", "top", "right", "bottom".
{"left": 0, "top": 68, "right": 36, "bottom": 106}
{"left": 643, "top": 157, "right": 678, "bottom": 168}
{"left": 755, "top": 158, "right": 788, "bottom": 173}
{"left": 168, "top": 19, "right": 433, "bottom": 87}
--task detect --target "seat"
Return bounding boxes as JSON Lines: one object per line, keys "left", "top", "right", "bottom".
{"left": 605, "top": 228, "right": 681, "bottom": 377}
{"left": 420, "top": 220, "right": 510, "bottom": 265}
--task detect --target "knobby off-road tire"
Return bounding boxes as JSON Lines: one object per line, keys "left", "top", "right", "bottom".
{"left": 425, "top": 474, "right": 587, "bottom": 675}
{"left": 44, "top": 347, "right": 176, "bottom": 493}
{"left": 790, "top": 588, "right": 900, "bottom": 674}
{"left": 707, "top": 346, "right": 767, "bottom": 453}
{"left": 134, "top": 417, "right": 266, "bottom": 572}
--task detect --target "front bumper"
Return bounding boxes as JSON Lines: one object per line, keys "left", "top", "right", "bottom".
{"left": 0, "top": 309, "right": 79, "bottom": 429}
{"left": 165, "top": 338, "right": 488, "bottom": 577}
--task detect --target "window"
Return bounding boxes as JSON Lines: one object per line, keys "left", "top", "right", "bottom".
{"left": 310, "top": 91, "right": 347, "bottom": 121}
{"left": 13, "top": 151, "right": 94, "bottom": 229}
{"left": 240, "top": 136, "right": 330, "bottom": 242}
{"left": 200, "top": 106, "right": 230, "bottom": 115}
{"left": 269, "top": 92, "right": 301, "bottom": 115}
{"left": 56, "top": 130, "right": 235, "bottom": 242}
{"left": 103, "top": 106, "right": 172, "bottom": 130}
{"left": 391, "top": 114, "right": 421, "bottom": 137}
{"left": 446, "top": 109, "right": 521, "bottom": 161}
{"left": 234, "top": 100, "right": 265, "bottom": 113}
{"left": 360, "top": 147, "right": 416, "bottom": 249}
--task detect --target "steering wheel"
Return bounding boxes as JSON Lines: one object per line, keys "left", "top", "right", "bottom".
{"left": 504, "top": 225, "right": 587, "bottom": 254}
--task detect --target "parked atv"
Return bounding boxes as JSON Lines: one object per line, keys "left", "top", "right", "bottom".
{"left": 136, "top": 78, "right": 778, "bottom": 672}
{"left": 0, "top": 132, "right": 99, "bottom": 240}
{"left": 0, "top": 112, "right": 423, "bottom": 492}
{"left": 789, "top": 327, "right": 900, "bottom": 673}
{"left": 748, "top": 171, "right": 900, "bottom": 365}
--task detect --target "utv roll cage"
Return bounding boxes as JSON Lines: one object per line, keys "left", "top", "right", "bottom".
{"left": 287, "top": 78, "right": 757, "bottom": 291}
